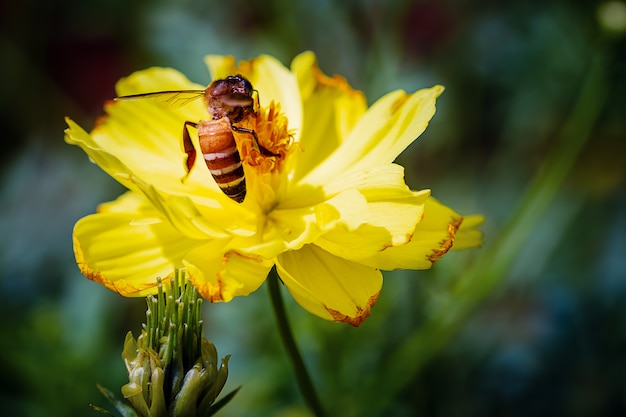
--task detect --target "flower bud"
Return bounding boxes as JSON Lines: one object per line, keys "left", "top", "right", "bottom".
{"left": 94, "top": 270, "right": 238, "bottom": 416}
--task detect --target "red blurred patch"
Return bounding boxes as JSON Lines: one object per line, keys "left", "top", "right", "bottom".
{"left": 402, "top": 1, "right": 458, "bottom": 58}
{"left": 47, "top": 36, "right": 129, "bottom": 118}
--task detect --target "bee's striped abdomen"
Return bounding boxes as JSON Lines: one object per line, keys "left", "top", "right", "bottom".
{"left": 197, "top": 118, "right": 246, "bottom": 203}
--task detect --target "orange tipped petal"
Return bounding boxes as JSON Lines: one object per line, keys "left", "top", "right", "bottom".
{"left": 276, "top": 244, "right": 382, "bottom": 326}
{"left": 72, "top": 192, "right": 198, "bottom": 297}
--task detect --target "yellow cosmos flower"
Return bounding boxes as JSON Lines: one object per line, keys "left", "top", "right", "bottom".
{"left": 65, "top": 52, "right": 482, "bottom": 326}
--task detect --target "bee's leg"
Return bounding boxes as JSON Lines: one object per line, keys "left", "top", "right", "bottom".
{"left": 183, "top": 121, "right": 198, "bottom": 173}
{"left": 231, "top": 125, "right": 280, "bottom": 157}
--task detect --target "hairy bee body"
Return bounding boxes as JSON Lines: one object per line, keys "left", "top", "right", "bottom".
{"left": 197, "top": 117, "right": 246, "bottom": 203}
{"left": 181, "top": 75, "right": 258, "bottom": 202}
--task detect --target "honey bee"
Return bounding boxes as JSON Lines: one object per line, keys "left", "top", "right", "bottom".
{"left": 116, "top": 75, "right": 262, "bottom": 203}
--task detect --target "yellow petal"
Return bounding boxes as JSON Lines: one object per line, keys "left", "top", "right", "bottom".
{"left": 334, "top": 164, "right": 417, "bottom": 200}
{"left": 276, "top": 244, "right": 382, "bottom": 326}
{"left": 280, "top": 164, "right": 430, "bottom": 263}
{"left": 289, "top": 51, "right": 367, "bottom": 182}
{"left": 127, "top": 175, "right": 260, "bottom": 239}
{"left": 359, "top": 197, "right": 477, "bottom": 270}
{"left": 203, "top": 55, "right": 239, "bottom": 81}
{"left": 281, "top": 163, "right": 417, "bottom": 209}
{"left": 451, "top": 214, "right": 484, "bottom": 250}
{"left": 73, "top": 193, "right": 198, "bottom": 297}
{"left": 97, "top": 190, "right": 149, "bottom": 214}
{"left": 115, "top": 66, "right": 205, "bottom": 97}
{"left": 92, "top": 91, "right": 202, "bottom": 196}
{"left": 300, "top": 86, "right": 444, "bottom": 187}
{"left": 315, "top": 189, "right": 430, "bottom": 262}
{"left": 182, "top": 241, "right": 273, "bottom": 302}
{"left": 265, "top": 169, "right": 423, "bottom": 257}
{"left": 64, "top": 118, "right": 137, "bottom": 192}
{"left": 218, "top": 188, "right": 368, "bottom": 263}
{"left": 268, "top": 188, "right": 369, "bottom": 254}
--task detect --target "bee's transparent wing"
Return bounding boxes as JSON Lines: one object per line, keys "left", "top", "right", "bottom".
{"left": 114, "top": 90, "right": 206, "bottom": 109}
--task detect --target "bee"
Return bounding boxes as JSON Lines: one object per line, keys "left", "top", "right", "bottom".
{"left": 116, "top": 75, "right": 261, "bottom": 203}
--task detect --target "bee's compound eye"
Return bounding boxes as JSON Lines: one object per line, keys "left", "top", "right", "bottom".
{"left": 208, "top": 79, "right": 230, "bottom": 97}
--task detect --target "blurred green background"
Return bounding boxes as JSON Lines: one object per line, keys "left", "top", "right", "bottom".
{"left": 1, "top": 0, "right": 625, "bottom": 416}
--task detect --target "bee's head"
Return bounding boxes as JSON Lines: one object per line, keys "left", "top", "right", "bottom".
{"left": 208, "top": 75, "right": 254, "bottom": 107}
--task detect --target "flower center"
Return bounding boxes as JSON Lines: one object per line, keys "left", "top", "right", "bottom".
{"left": 238, "top": 102, "right": 294, "bottom": 174}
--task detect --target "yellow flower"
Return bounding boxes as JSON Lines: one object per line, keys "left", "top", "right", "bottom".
{"left": 65, "top": 52, "right": 482, "bottom": 326}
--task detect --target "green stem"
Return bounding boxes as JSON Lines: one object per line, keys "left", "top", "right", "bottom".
{"left": 268, "top": 271, "right": 327, "bottom": 417}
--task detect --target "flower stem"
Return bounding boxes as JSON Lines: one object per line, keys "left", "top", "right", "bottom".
{"left": 267, "top": 270, "right": 326, "bottom": 417}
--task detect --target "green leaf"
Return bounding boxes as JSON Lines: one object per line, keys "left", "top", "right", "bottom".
{"left": 95, "top": 384, "right": 139, "bottom": 417}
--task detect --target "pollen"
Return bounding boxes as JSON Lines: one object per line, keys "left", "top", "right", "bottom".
{"left": 239, "top": 101, "right": 294, "bottom": 174}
